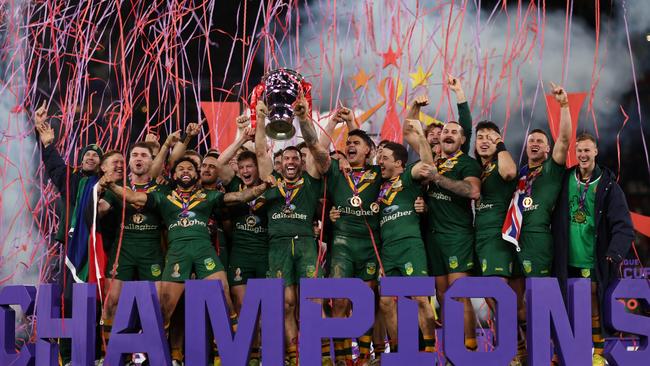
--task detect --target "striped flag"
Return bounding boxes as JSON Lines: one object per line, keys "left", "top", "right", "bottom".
{"left": 501, "top": 174, "right": 526, "bottom": 252}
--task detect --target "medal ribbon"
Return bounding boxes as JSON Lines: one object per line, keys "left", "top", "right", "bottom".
{"left": 278, "top": 178, "right": 304, "bottom": 208}
{"left": 575, "top": 171, "right": 591, "bottom": 212}
{"left": 519, "top": 164, "right": 543, "bottom": 197}
{"left": 436, "top": 151, "right": 463, "bottom": 175}
{"left": 345, "top": 168, "right": 372, "bottom": 196}
{"left": 376, "top": 176, "right": 400, "bottom": 205}
{"left": 480, "top": 159, "right": 496, "bottom": 182}
{"left": 172, "top": 189, "right": 202, "bottom": 214}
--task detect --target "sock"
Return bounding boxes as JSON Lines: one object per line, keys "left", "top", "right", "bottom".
{"left": 101, "top": 318, "right": 112, "bottom": 351}
{"left": 374, "top": 341, "right": 386, "bottom": 359}
{"left": 464, "top": 337, "right": 477, "bottom": 351}
{"left": 287, "top": 343, "right": 297, "bottom": 362}
{"left": 517, "top": 320, "right": 527, "bottom": 358}
{"left": 321, "top": 338, "right": 332, "bottom": 359}
{"left": 230, "top": 313, "right": 239, "bottom": 333}
{"left": 171, "top": 348, "right": 183, "bottom": 362}
{"left": 592, "top": 314, "right": 605, "bottom": 355}
{"left": 423, "top": 335, "right": 436, "bottom": 353}
{"left": 250, "top": 346, "right": 261, "bottom": 360}
{"left": 334, "top": 338, "right": 345, "bottom": 361}
{"left": 344, "top": 338, "right": 353, "bottom": 361}
{"left": 358, "top": 330, "right": 373, "bottom": 360}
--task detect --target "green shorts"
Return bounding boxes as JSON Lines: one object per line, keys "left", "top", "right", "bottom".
{"left": 329, "top": 234, "right": 380, "bottom": 281}
{"left": 162, "top": 240, "right": 224, "bottom": 282}
{"left": 427, "top": 232, "right": 475, "bottom": 276}
{"left": 106, "top": 241, "right": 164, "bottom": 281}
{"left": 381, "top": 239, "right": 428, "bottom": 277}
{"left": 228, "top": 248, "right": 269, "bottom": 286}
{"left": 475, "top": 230, "right": 515, "bottom": 277}
{"left": 568, "top": 266, "right": 596, "bottom": 282}
{"left": 268, "top": 236, "right": 322, "bottom": 287}
{"left": 514, "top": 231, "right": 552, "bottom": 277}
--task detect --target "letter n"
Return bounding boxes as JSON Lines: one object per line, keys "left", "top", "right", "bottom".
{"left": 526, "top": 278, "right": 591, "bottom": 365}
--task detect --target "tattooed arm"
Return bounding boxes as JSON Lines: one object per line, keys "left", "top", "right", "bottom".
{"left": 294, "top": 93, "right": 330, "bottom": 178}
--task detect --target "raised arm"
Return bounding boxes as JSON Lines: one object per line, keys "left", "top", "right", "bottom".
{"left": 149, "top": 130, "right": 181, "bottom": 179}
{"left": 550, "top": 83, "right": 571, "bottom": 166}
{"left": 406, "top": 95, "right": 429, "bottom": 120}
{"left": 223, "top": 177, "right": 272, "bottom": 205}
{"left": 169, "top": 122, "right": 201, "bottom": 167}
{"left": 404, "top": 118, "right": 433, "bottom": 164}
{"left": 254, "top": 104, "right": 274, "bottom": 178}
{"left": 294, "top": 93, "right": 330, "bottom": 178}
{"left": 216, "top": 118, "right": 254, "bottom": 184}
{"left": 448, "top": 75, "right": 472, "bottom": 154}
{"left": 318, "top": 105, "right": 355, "bottom": 150}
{"left": 490, "top": 131, "right": 517, "bottom": 181}
{"left": 34, "top": 102, "right": 73, "bottom": 193}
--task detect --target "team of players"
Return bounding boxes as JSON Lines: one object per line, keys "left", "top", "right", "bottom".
{"left": 34, "top": 75, "right": 634, "bottom": 366}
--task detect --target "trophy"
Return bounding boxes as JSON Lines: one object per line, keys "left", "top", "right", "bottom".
{"left": 250, "top": 68, "right": 312, "bottom": 140}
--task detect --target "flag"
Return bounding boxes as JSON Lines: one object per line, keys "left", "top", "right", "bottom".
{"left": 501, "top": 173, "right": 526, "bottom": 252}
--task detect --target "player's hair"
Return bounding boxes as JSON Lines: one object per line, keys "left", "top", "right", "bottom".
{"left": 273, "top": 150, "right": 283, "bottom": 159}
{"left": 528, "top": 128, "right": 550, "bottom": 142}
{"left": 129, "top": 141, "right": 153, "bottom": 157}
{"left": 282, "top": 145, "right": 302, "bottom": 160}
{"left": 184, "top": 149, "right": 202, "bottom": 160}
{"left": 203, "top": 152, "right": 220, "bottom": 161}
{"left": 172, "top": 156, "right": 199, "bottom": 174}
{"left": 576, "top": 132, "right": 598, "bottom": 147}
{"left": 378, "top": 139, "right": 391, "bottom": 148}
{"left": 348, "top": 129, "right": 376, "bottom": 150}
{"left": 424, "top": 122, "right": 443, "bottom": 136}
{"left": 382, "top": 142, "right": 408, "bottom": 168}
{"left": 475, "top": 120, "right": 501, "bottom": 135}
{"left": 237, "top": 150, "right": 258, "bottom": 164}
{"left": 296, "top": 142, "right": 308, "bottom": 151}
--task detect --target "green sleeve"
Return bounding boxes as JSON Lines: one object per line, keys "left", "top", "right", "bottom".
{"left": 403, "top": 162, "right": 418, "bottom": 185}
{"left": 103, "top": 189, "right": 118, "bottom": 207}
{"left": 144, "top": 190, "right": 162, "bottom": 211}
{"left": 226, "top": 176, "right": 243, "bottom": 193}
{"left": 545, "top": 158, "right": 566, "bottom": 179}
{"left": 457, "top": 102, "right": 473, "bottom": 154}
{"left": 462, "top": 157, "right": 482, "bottom": 179}
{"left": 210, "top": 190, "right": 225, "bottom": 209}
{"left": 326, "top": 159, "right": 340, "bottom": 179}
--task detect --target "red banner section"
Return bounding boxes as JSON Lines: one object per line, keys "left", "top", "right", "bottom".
{"left": 544, "top": 92, "right": 586, "bottom": 168}
{"left": 201, "top": 102, "right": 241, "bottom": 152}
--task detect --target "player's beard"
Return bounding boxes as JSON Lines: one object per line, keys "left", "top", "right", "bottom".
{"left": 175, "top": 176, "right": 198, "bottom": 189}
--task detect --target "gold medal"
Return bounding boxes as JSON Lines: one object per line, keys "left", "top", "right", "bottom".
{"left": 370, "top": 202, "right": 380, "bottom": 214}
{"left": 246, "top": 215, "right": 258, "bottom": 227}
{"left": 522, "top": 196, "right": 533, "bottom": 208}
{"left": 131, "top": 213, "right": 145, "bottom": 224}
{"left": 282, "top": 205, "right": 294, "bottom": 215}
{"left": 573, "top": 210, "right": 586, "bottom": 224}
{"left": 350, "top": 195, "right": 362, "bottom": 208}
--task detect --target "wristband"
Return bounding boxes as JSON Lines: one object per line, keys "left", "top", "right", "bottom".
{"left": 560, "top": 102, "right": 569, "bottom": 108}
{"left": 496, "top": 141, "right": 507, "bottom": 153}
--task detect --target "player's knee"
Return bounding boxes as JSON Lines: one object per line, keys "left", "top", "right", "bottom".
{"left": 284, "top": 297, "right": 296, "bottom": 315}
{"left": 379, "top": 297, "right": 395, "bottom": 313}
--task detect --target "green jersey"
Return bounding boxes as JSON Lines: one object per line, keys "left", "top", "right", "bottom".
{"left": 427, "top": 152, "right": 481, "bottom": 234}
{"left": 520, "top": 158, "right": 566, "bottom": 233}
{"left": 475, "top": 160, "right": 517, "bottom": 230}
{"left": 104, "top": 179, "right": 163, "bottom": 247}
{"left": 379, "top": 163, "right": 424, "bottom": 245}
{"left": 568, "top": 167, "right": 600, "bottom": 268}
{"left": 145, "top": 187, "right": 224, "bottom": 244}
{"left": 326, "top": 159, "right": 382, "bottom": 237}
{"left": 262, "top": 172, "right": 323, "bottom": 240}
{"left": 226, "top": 176, "right": 268, "bottom": 254}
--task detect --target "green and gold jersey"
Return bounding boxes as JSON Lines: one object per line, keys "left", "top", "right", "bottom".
{"left": 145, "top": 187, "right": 224, "bottom": 245}
{"left": 426, "top": 152, "right": 481, "bottom": 234}
{"left": 326, "top": 159, "right": 382, "bottom": 237}
{"left": 379, "top": 163, "right": 424, "bottom": 245}
{"left": 521, "top": 158, "right": 566, "bottom": 233}
{"left": 226, "top": 176, "right": 268, "bottom": 254}
{"left": 475, "top": 160, "right": 517, "bottom": 231}
{"left": 567, "top": 167, "right": 600, "bottom": 268}
{"left": 261, "top": 171, "right": 323, "bottom": 240}
{"left": 104, "top": 179, "right": 163, "bottom": 247}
